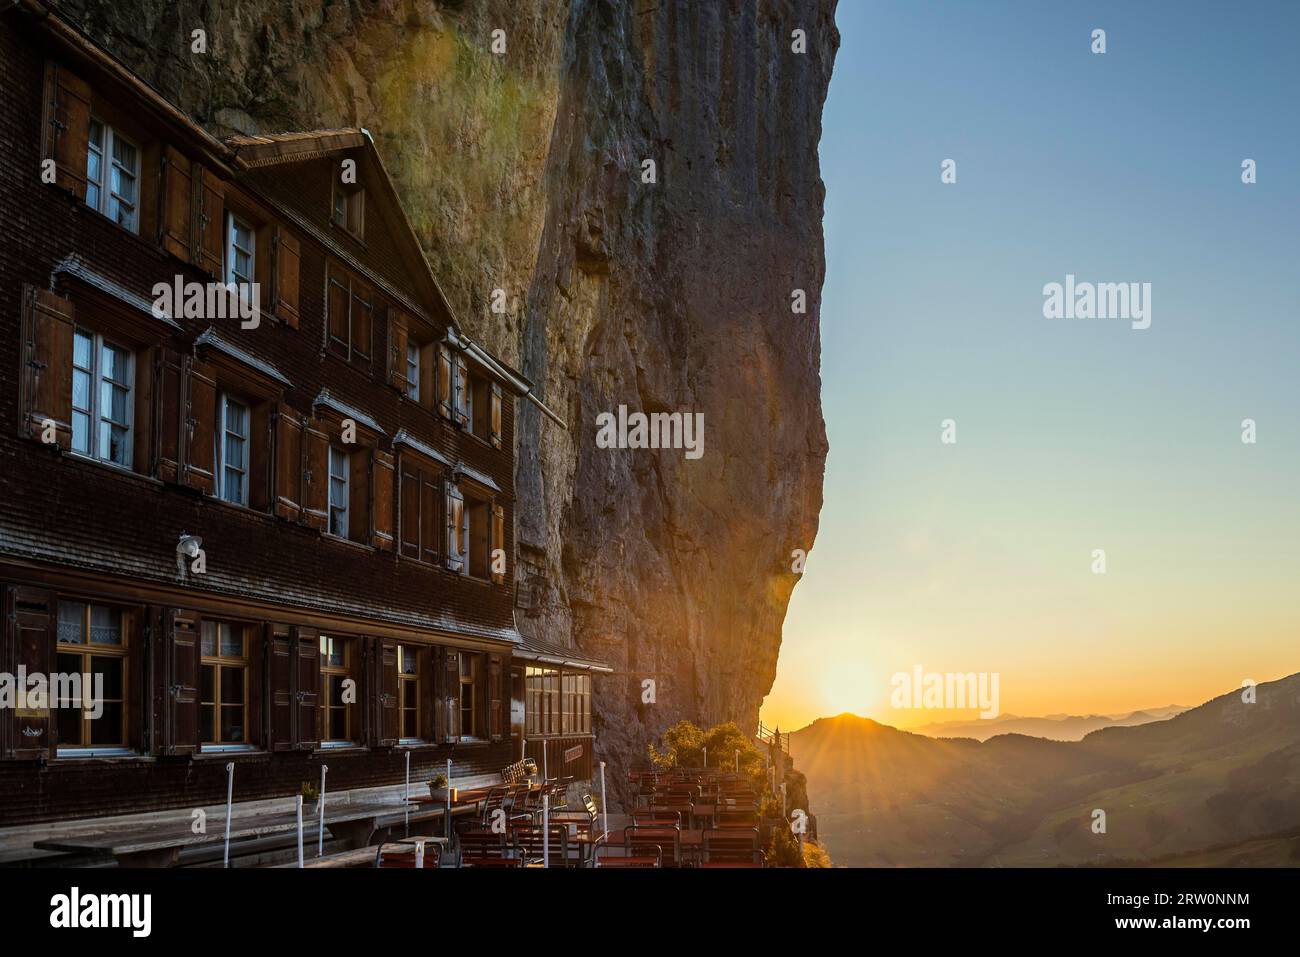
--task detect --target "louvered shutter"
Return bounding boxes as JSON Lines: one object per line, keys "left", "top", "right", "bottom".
{"left": 445, "top": 482, "right": 464, "bottom": 573}
{"left": 20, "top": 285, "right": 74, "bottom": 450}
{"left": 163, "top": 609, "right": 200, "bottom": 756}
{"left": 300, "top": 419, "right": 329, "bottom": 530}
{"left": 273, "top": 227, "right": 300, "bottom": 328}
{"left": 371, "top": 449, "right": 394, "bottom": 550}
{"left": 40, "top": 61, "right": 91, "bottom": 201}
{"left": 182, "top": 358, "right": 217, "bottom": 493}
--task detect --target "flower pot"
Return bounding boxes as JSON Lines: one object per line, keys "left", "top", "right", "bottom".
{"left": 428, "top": 785, "right": 455, "bottom": 803}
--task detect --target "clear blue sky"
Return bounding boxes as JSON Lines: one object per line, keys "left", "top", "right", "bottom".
{"left": 764, "top": 0, "right": 1300, "bottom": 730}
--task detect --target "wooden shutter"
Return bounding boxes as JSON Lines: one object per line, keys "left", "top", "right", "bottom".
{"left": 399, "top": 461, "right": 420, "bottom": 559}
{"left": 158, "top": 145, "right": 194, "bottom": 260}
{"left": 294, "top": 627, "right": 320, "bottom": 750}
{"left": 265, "top": 624, "right": 294, "bottom": 752}
{"left": 388, "top": 310, "right": 409, "bottom": 391}
{"left": 454, "top": 354, "right": 469, "bottom": 426}
{"left": 351, "top": 285, "right": 373, "bottom": 363}
{"left": 488, "top": 654, "right": 504, "bottom": 741}
{"left": 327, "top": 268, "right": 349, "bottom": 357}
{"left": 3, "top": 587, "right": 54, "bottom": 759}
{"left": 349, "top": 448, "right": 369, "bottom": 543}
{"left": 437, "top": 344, "right": 453, "bottom": 418}
{"left": 132, "top": 345, "right": 156, "bottom": 474}
{"left": 163, "top": 609, "right": 200, "bottom": 756}
{"left": 420, "top": 469, "right": 439, "bottom": 565}
{"left": 272, "top": 227, "right": 300, "bottom": 328}
{"left": 491, "top": 503, "right": 506, "bottom": 584}
{"left": 300, "top": 419, "right": 329, "bottom": 530}
{"left": 182, "top": 358, "right": 217, "bottom": 493}
{"left": 445, "top": 482, "right": 464, "bottom": 573}
{"left": 273, "top": 403, "right": 302, "bottom": 521}
{"left": 154, "top": 347, "right": 183, "bottom": 482}
{"left": 442, "top": 649, "right": 460, "bottom": 743}
{"left": 249, "top": 400, "right": 272, "bottom": 511}
{"left": 193, "top": 165, "right": 225, "bottom": 275}
{"left": 490, "top": 382, "right": 503, "bottom": 449}
{"left": 379, "top": 639, "right": 399, "bottom": 747}
{"left": 40, "top": 61, "right": 91, "bottom": 201}
{"left": 372, "top": 449, "right": 395, "bottom": 551}
{"left": 20, "top": 285, "right": 74, "bottom": 450}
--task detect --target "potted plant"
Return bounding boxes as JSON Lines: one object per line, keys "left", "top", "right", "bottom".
{"left": 301, "top": 781, "right": 320, "bottom": 814}
{"left": 427, "top": 773, "right": 455, "bottom": 803}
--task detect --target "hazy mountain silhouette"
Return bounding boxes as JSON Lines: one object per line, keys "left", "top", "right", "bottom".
{"left": 911, "top": 706, "right": 1188, "bottom": 743}
{"left": 791, "top": 674, "right": 1300, "bottom": 867}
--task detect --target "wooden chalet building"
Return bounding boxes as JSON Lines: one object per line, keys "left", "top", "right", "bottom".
{"left": 0, "top": 0, "right": 608, "bottom": 832}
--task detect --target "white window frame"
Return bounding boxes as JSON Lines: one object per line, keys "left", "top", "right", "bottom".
{"left": 405, "top": 341, "right": 420, "bottom": 401}
{"left": 215, "top": 393, "right": 250, "bottom": 506}
{"left": 86, "top": 118, "right": 139, "bottom": 233}
{"left": 71, "top": 328, "right": 133, "bottom": 467}
{"left": 328, "top": 446, "right": 350, "bottom": 538}
{"left": 224, "top": 211, "right": 256, "bottom": 294}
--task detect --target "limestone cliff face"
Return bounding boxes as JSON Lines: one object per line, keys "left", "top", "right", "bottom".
{"left": 55, "top": 0, "right": 836, "bottom": 790}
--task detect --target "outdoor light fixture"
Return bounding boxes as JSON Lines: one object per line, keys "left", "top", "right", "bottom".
{"left": 176, "top": 534, "right": 202, "bottom": 576}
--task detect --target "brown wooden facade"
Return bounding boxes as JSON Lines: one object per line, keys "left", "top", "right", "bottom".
{"left": 0, "top": 2, "right": 600, "bottom": 828}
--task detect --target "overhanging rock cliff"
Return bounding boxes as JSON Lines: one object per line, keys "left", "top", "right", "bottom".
{"left": 54, "top": 0, "right": 836, "bottom": 792}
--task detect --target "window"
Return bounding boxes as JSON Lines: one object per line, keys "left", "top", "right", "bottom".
{"left": 54, "top": 600, "right": 128, "bottom": 749}
{"left": 200, "top": 621, "right": 248, "bottom": 746}
{"left": 331, "top": 181, "right": 365, "bottom": 238}
{"left": 319, "top": 635, "right": 354, "bottom": 744}
{"left": 562, "top": 673, "right": 591, "bottom": 734}
{"left": 224, "top": 212, "right": 255, "bottom": 293}
{"left": 525, "top": 666, "right": 562, "bottom": 737}
{"left": 405, "top": 341, "right": 420, "bottom": 402}
{"left": 468, "top": 373, "right": 492, "bottom": 437}
{"left": 328, "top": 446, "right": 350, "bottom": 538}
{"left": 459, "top": 653, "right": 480, "bottom": 738}
{"left": 86, "top": 119, "right": 139, "bottom": 232}
{"left": 398, "top": 644, "right": 420, "bottom": 740}
{"left": 215, "top": 393, "right": 250, "bottom": 506}
{"left": 71, "top": 329, "right": 132, "bottom": 466}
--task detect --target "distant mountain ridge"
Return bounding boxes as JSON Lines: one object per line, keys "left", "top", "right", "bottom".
{"left": 791, "top": 674, "right": 1300, "bottom": 867}
{"left": 910, "top": 705, "right": 1188, "bottom": 742}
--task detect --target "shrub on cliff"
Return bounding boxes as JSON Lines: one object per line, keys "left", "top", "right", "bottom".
{"left": 648, "top": 719, "right": 767, "bottom": 789}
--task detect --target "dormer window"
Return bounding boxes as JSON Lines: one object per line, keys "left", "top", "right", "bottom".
{"left": 85, "top": 118, "right": 139, "bottom": 232}
{"left": 331, "top": 180, "right": 365, "bottom": 239}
